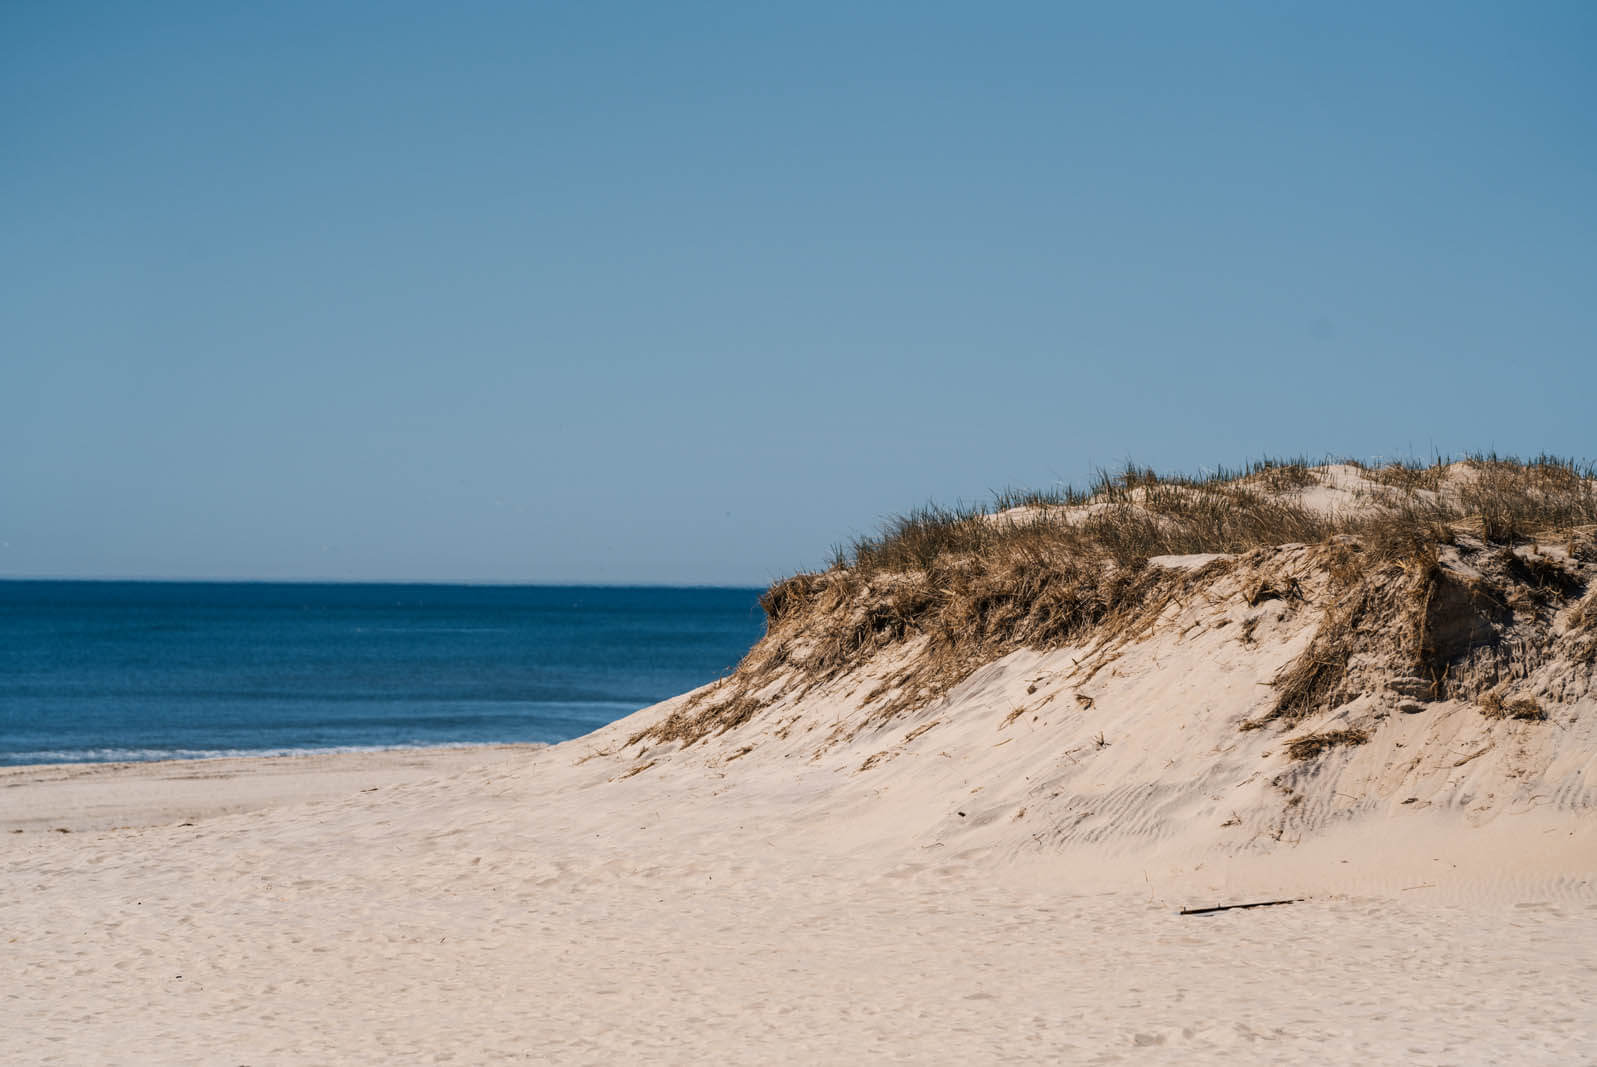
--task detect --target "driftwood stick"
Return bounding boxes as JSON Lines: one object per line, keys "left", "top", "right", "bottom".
{"left": 1178, "top": 898, "right": 1301, "bottom": 916}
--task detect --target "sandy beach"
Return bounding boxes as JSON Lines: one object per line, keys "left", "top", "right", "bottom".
{"left": 5, "top": 712, "right": 1594, "bottom": 1064}
{"left": 0, "top": 746, "right": 542, "bottom": 835}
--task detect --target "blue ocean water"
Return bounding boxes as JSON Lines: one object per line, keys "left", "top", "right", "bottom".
{"left": 0, "top": 581, "right": 766, "bottom": 766}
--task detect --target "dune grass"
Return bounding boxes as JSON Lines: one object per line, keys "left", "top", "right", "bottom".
{"left": 1285, "top": 728, "right": 1371, "bottom": 761}
{"left": 842, "top": 454, "right": 1595, "bottom": 579}
{"left": 633, "top": 455, "right": 1597, "bottom": 750}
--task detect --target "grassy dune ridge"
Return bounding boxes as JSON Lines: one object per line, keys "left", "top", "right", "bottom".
{"left": 636, "top": 455, "right": 1597, "bottom": 749}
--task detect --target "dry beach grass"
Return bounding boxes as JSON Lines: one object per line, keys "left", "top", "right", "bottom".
{"left": 635, "top": 455, "right": 1597, "bottom": 748}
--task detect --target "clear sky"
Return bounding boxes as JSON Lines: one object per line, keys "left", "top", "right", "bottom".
{"left": 5, "top": 2, "right": 1594, "bottom": 586}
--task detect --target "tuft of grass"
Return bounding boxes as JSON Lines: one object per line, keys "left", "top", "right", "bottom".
{"left": 1285, "top": 728, "right": 1370, "bottom": 761}
{"left": 612, "top": 759, "right": 657, "bottom": 780}
{"left": 990, "top": 485, "right": 1090, "bottom": 511}
{"left": 1247, "top": 457, "right": 1321, "bottom": 491}
{"left": 1458, "top": 455, "right": 1597, "bottom": 543}
{"left": 1571, "top": 593, "right": 1597, "bottom": 665}
{"left": 1365, "top": 460, "right": 1450, "bottom": 493}
{"left": 1479, "top": 691, "right": 1549, "bottom": 722}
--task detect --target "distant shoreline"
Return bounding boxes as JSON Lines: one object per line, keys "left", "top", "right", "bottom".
{"left": 0, "top": 739, "right": 552, "bottom": 771}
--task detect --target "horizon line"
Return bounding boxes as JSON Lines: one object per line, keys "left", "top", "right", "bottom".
{"left": 0, "top": 575, "right": 771, "bottom": 591}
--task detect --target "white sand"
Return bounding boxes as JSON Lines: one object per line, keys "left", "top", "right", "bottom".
{"left": 0, "top": 745, "right": 540, "bottom": 834}
{"left": 5, "top": 696, "right": 1594, "bottom": 1062}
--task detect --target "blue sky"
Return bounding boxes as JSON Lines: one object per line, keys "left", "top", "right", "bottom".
{"left": 5, "top": 2, "right": 1594, "bottom": 585}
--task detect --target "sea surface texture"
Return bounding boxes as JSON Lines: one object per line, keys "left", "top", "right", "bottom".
{"left": 0, "top": 581, "right": 765, "bottom": 765}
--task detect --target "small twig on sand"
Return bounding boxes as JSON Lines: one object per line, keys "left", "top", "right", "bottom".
{"left": 1179, "top": 898, "right": 1301, "bottom": 916}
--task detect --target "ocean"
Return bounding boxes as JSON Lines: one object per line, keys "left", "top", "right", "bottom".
{"left": 0, "top": 581, "right": 766, "bottom": 766}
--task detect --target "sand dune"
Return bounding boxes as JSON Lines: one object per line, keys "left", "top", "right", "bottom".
{"left": 6, "top": 461, "right": 1597, "bottom": 1062}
